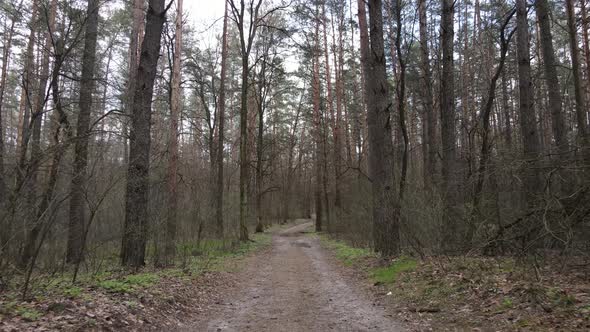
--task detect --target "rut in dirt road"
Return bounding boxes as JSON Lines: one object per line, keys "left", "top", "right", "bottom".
{"left": 190, "top": 222, "right": 403, "bottom": 331}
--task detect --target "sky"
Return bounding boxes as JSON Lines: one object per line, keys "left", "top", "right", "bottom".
{"left": 185, "top": 0, "right": 226, "bottom": 34}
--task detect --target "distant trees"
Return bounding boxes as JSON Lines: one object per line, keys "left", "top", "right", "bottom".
{"left": 1, "top": 0, "right": 589, "bottom": 291}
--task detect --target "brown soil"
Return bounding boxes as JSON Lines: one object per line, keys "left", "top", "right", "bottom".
{"left": 187, "top": 222, "right": 403, "bottom": 331}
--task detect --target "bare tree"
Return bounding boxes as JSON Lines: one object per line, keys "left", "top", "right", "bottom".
{"left": 121, "top": 0, "right": 169, "bottom": 267}
{"left": 165, "top": 0, "right": 183, "bottom": 264}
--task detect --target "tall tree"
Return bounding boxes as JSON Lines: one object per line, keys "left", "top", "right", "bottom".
{"left": 365, "top": 0, "right": 400, "bottom": 256}
{"left": 20, "top": 0, "right": 58, "bottom": 269}
{"left": 215, "top": 0, "right": 230, "bottom": 239}
{"left": 124, "top": 0, "right": 146, "bottom": 164}
{"left": 66, "top": 0, "right": 100, "bottom": 265}
{"left": 440, "top": 0, "right": 459, "bottom": 251}
{"left": 228, "top": 0, "right": 264, "bottom": 241}
{"left": 121, "top": 0, "right": 168, "bottom": 267}
{"left": 418, "top": 0, "right": 436, "bottom": 189}
{"left": 313, "top": 1, "right": 324, "bottom": 232}
{"left": 566, "top": 0, "right": 589, "bottom": 152}
{"left": 165, "top": 0, "right": 183, "bottom": 264}
{"left": 535, "top": 0, "right": 569, "bottom": 156}
{"left": 516, "top": 0, "right": 542, "bottom": 207}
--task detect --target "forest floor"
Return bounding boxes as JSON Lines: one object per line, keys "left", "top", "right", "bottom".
{"left": 1, "top": 220, "right": 589, "bottom": 331}
{"left": 189, "top": 221, "right": 402, "bottom": 331}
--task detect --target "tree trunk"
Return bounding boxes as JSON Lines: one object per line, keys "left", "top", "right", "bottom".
{"left": 566, "top": 0, "right": 590, "bottom": 152}
{"left": 66, "top": 0, "right": 99, "bottom": 265}
{"left": 20, "top": 0, "right": 58, "bottom": 269}
{"left": 313, "top": 4, "right": 323, "bottom": 232}
{"left": 535, "top": 0, "right": 569, "bottom": 157}
{"left": 418, "top": 0, "right": 436, "bottom": 189}
{"left": 215, "top": 0, "right": 229, "bottom": 240}
{"left": 121, "top": 0, "right": 167, "bottom": 267}
{"left": 124, "top": 0, "right": 146, "bottom": 164}
{"left": 0, "top": 9, "right": 17, "bottom": 261}
{"left": 516, "top": 0, "right": 542, "bottom": 208}
{"left": 394, "top": 0, "right": 408, "bottom": 200}
{"left": 440, "top": 0, "right": 460, "bottom": 251}
{"left": 366, "top": 0, "right": 400, "bottom": 256}
{"left": 165, "top": 0, "right": 182, "bottom": 264}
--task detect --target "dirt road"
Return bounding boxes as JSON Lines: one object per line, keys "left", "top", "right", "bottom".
{"left": 190, "top": 222, "right": 402, "bottom": 331}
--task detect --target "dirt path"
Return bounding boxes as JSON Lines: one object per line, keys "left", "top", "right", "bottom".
{"left": 189, "top": 221, "right": 402, "bottom": 331}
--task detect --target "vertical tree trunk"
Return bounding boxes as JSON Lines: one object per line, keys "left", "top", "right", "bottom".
{"left": 581, "top": 0, "right": 590, "bottom": 100}
{"left": 535, "top": 0, "right": 569, "bottom": 157}
{"left": 394, "top": 0, "right": 408, "bottom": 199}
{"left": 255, "top": 58, "right": 265, "bottom": 233}
{"left": 440, "top": 0, "right": 460, "bottom": 251}
{"left": 313, "top": 4, "right": 323, "bottom": 232}
{"left": 357, "top": 0, "right": 370, "bottom": 171}
{"left": 20, "top": 0, "right": 58, "bottom": 269}
{"left": 124, "top": 0, "right": 146, "bottom": 164}
{"left": 322, "top": 2, "right": 339, "bottom": 221}
{"left": 566, "top": 0, "right": 590, "bottom": 151}
{"left": 0, "top": 11, "right": 17, "bottom": 260}
{"left": 216, "top": 0, "right": 229, "bottom": 240}
{"left": 501, "top": 70, "right": 513, "bottom": 147}
{"left": 366, "top": 0, "right": 400, "bottom": 256}
{"left": 66, "top": 0, "right": 100, "bottom": 265}
{"left": 418, "top": 0, "right": 436, "bottom": 189}
{"left": 165, "top": 0, "right": 182, "bottom": 264}
{"left": 121, "top": 0, "right": 167, "bottom": 267}
{"left": 332, "top": 7, "right": 345, "bottom": 209}
{"left": 473, "top": 14, "right": 514, "bottom": 217}
{"left": 229, "top": 0, "right": 264, "bottom": 242}
{"left": 516, "top": 0, "right": 542, "bottom": 207}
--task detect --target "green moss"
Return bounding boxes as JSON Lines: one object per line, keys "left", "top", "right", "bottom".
{"left": 501, "top": 297, "right": 514, "bottom": 309}
{"left": 95, "top": 273, "right": 159, "bottom": 294}
{"left": 371, "top": 257, "right": 417, "bottom": 284}
{"left": 96, "top": 279, "right": 133, "bottom": 293}
{"left": 14, "top": 306, "right": 42, "bottom": 321}
{"left": 124, "top": 273, "right": 159, "bottom": 287}
{"left": 62, "top": 286, "right": 82, "bottom": 298}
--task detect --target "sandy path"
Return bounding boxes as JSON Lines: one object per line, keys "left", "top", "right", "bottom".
{"left": 189, "top": 222, "right": 402, "bottom": 331}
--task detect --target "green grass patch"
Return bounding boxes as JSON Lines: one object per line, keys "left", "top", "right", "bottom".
{"left": 317, "top": 234, "right": 375, "bottom": 265}
{"left": 95, "top": 273, "right": 159, "bottom": 294}
{"left": 371, "top": 257, "right": 417, "bottom": 284}
{"left": 1, "top": 303, "right": 43, "bottom": 322}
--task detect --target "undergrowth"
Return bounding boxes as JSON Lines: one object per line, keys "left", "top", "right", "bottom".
{"left": 0, "top": 232, "right": 272, "bottom": 321}
{"left": 319, "top": 234, "right": 590, "bottom": 331}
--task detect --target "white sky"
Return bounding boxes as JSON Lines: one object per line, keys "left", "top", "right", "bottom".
{"left": 184, "top": 0, "right": 226, "bottom": 34}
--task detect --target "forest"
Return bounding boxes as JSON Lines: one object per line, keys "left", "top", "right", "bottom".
{"left": 0, "top": 0, "right": 589, "bottom": 330}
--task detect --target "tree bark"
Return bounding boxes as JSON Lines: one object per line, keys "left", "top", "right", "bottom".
{"left": 0, "top": 6, "right": 18, "bottom": 260}
{"left": 124, "top": 0, "right": 146, "bottom": 164}
{"left": 121, "top": 0, "right": 167, "bottom": 267}
{"left": 440, "top": 0, "right": 460, "bottom": 251}
{"left": 418, "top": 0, "right": 436, "bottom": 189}
{"left": 165, "top": 0, "right": 182, "bottom": 264}
{"left": 535, "top": 0, "right": 569, "bottom": 157}
{"left": 566, "top": 0, "right": 590, "bottom": 152}
{"left": 516, "top": 0, "right": 542, "bottom": 208}
{"left": 66, "top": 0, "right": 99, "bottom": 265}
{"left": 215, "top": 0, "right": 229, "bottom": 240}
{"left": 313, "top": 3, "right": 324, "bottom": 232}
{"left": 366, "top": 0, "right": 400, "bottom": 256}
